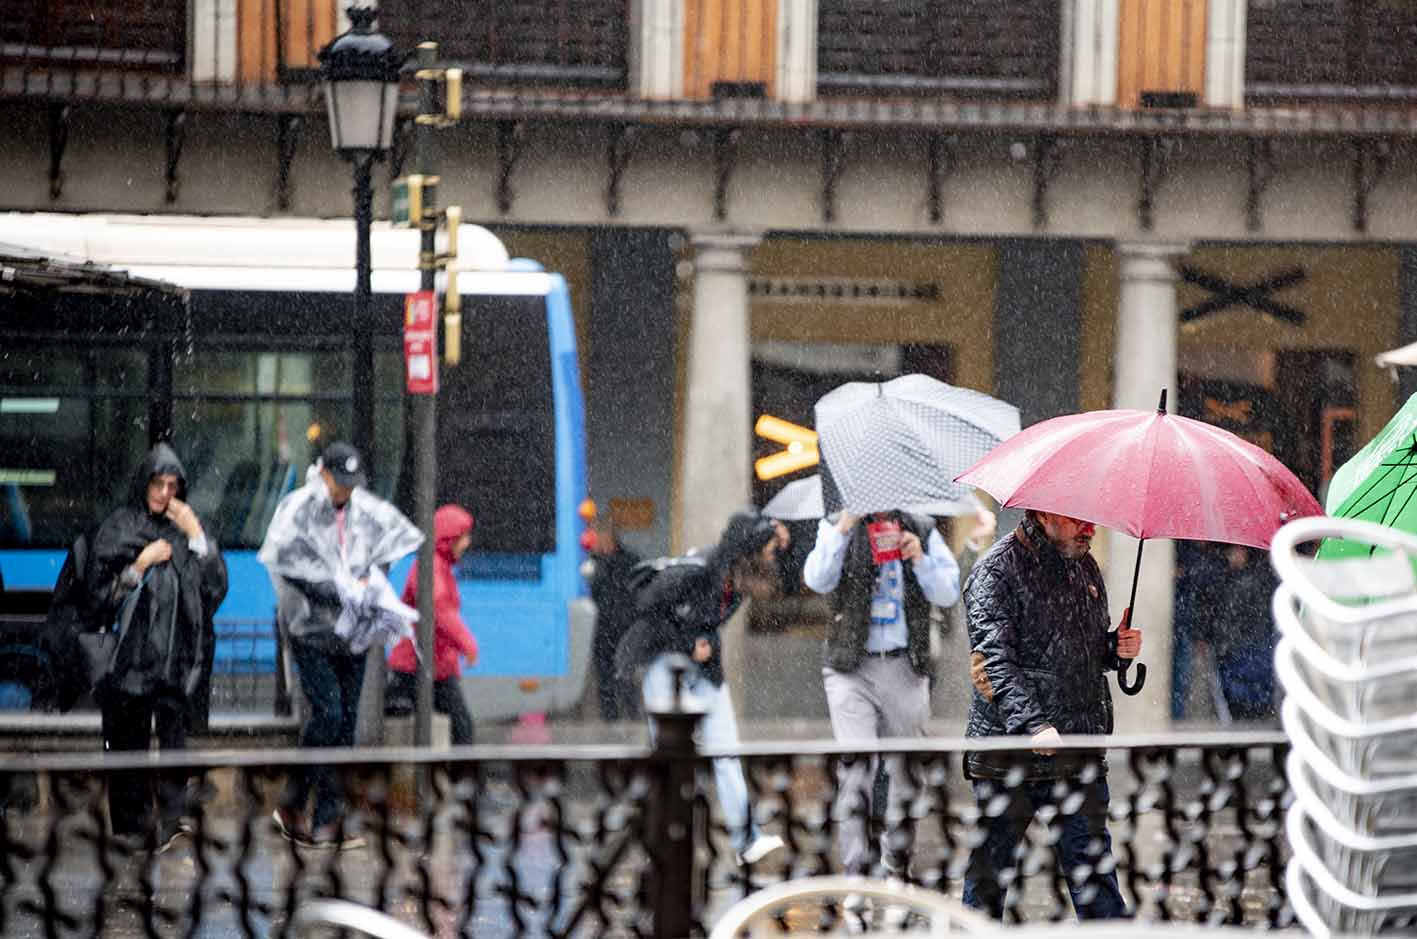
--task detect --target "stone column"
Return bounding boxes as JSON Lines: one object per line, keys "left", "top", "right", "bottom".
{"left": 1205, "top": 0, "right": 1248, "bottom": 109}
{"left": 776, "top": 0, "right": 818, "bottom": 103}
{"left": 1107, "top": 241, "right": 1188, "bottom": 732}
{"left": 1067, "top": 0, "right": 1119, "bottom": 106}
{"left": 678, "top": 230, "right": 759, "bottom": 552}
{"left": 679, "top": 230, "right": 759, "bottom": 705}
{"left": 629, "top": 0, "right": 685, "bottom": 99}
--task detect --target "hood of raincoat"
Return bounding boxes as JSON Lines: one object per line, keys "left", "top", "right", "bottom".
{"left": 128, "top": 441, "right": 188, "bottom": 511}
{"left": 706, "top": 507, "right": 776, "bottom": 578}
{"left": 434, "top": 505, "right": 474, "bottom": 562}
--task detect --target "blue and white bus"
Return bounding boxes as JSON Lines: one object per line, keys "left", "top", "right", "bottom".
{"left": 0, "top": 213, "right": 594, "bottom": 720}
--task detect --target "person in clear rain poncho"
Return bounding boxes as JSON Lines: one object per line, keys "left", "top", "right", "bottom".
{"left": 259, "top": 442, "right": 422, "bottom": 849}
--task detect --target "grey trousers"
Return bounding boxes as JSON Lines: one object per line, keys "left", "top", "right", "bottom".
{"left": 823, "top": 655, "right": 930, "bottom": 875}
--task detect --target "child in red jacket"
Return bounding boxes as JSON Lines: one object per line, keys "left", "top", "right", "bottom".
{"left": 387, "top": 504, "right": 478, "bottom": 745}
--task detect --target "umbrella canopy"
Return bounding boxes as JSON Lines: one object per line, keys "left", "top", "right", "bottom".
{"left": 1318, "top": 393, "right": 1417, "bottom": 561}
{"left": 954, "top": 404, "right": 1322, "bottom": 549}
{"left": 814, "top": 374, "right": 1020, "bottom": 516}
{"left": 762, "top": 473, "right": 984, "bottom": 522}
{"left": 956, "top": 393, "right": 1322, "bottom": 696}
{"left": 1375, "top": 341, "right": 1417, "bottom": 369}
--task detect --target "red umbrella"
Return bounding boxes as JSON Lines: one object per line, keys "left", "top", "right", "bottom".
{"left": 955, "top": 390, "right": 1323, "bottom": 694}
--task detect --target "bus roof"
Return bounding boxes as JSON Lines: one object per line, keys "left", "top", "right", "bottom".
{"left": 0, "top": 213, "right": 513, "bottom": 276}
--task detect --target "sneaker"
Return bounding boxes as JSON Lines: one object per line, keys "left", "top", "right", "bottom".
{"left": 156, "top": 819, "right": 191, "bottom": 855}
{"left": 841, "top": 894, "right": 871, "bottom": 934}
{"left": 880, "top": 872, "right": 912, "bottom": 929}
{"left": 272, "top": 807, "right": 314, "bottom": 846}
{"left": 735, "top": 833, "right": 784, "bottom": 866}
{"left": 309, "top": 822, "right": 366, "bottom": 851}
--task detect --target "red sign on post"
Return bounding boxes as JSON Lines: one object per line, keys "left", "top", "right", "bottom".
{"left": 404, "top": 290, "right": 438, "bottom": 395}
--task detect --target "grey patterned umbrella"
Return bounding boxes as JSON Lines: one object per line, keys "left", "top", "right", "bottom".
{"left": 763, "top": 473, "right": 984, "bottom": 521}
{"left": 815, "top": 374, "right": 1019, "bottom": 516}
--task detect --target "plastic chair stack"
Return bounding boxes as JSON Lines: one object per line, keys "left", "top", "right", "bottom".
{"left": 1272, "top": 517, "right": 1417, "bottom": 937}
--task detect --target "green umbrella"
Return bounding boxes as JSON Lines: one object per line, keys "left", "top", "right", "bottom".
{"left": 1318, "top": 393, "right": 1417, "bottom": 561}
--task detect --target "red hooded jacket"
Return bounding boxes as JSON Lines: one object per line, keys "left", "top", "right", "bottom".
{"left": 388, "top": 505, "right": 478, "bottom": 681}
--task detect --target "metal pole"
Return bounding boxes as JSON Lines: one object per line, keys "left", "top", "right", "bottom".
{"left": 351, "top": 151, "right": 387, "bottom": 743}
{"left": 646, "top": 656, "right": 704, "bottom": 939}
{"left": 351, "top": 152, "right": 376, "bottom": 464}
{"left": 413, "top": 41, "right": 439, "bottom": 759}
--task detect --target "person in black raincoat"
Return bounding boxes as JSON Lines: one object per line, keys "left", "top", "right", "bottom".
{"left": 87, "top": 442, "right": 227, "bottom": 850}
{"left": 586, "top": 521, "right": 641, "bottom": 721}
{"left": 612, "top": 507, "right": 790, "bottom": 866}
{"left": 961, "top": 510, "right": 1139, "bottom": 921}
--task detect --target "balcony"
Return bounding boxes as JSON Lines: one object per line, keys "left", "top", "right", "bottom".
{"left": 1246, "top": 0, "right": 1417, "bottom": 103}
{"left": 816, "top": 0, "right": 1060, "bottom": 100}
{"left": 0, "top": 0, "right": 187, "bottom": 73}
{"left": 0, "top": 0, "right": 628, "bottom": 108}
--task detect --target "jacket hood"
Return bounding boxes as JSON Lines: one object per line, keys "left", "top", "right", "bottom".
{"left": 434, "top": 505, "right": 474, "bottom": 561}
{"left": 709, "top": 507, "right": 776, "bottom": 575}
{"left": 129, "top": 442, "right": 188, "bottom": 509}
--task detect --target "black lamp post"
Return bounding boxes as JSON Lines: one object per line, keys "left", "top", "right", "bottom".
{"left": 319, "top": 5, "right": 402, "bottom": 467}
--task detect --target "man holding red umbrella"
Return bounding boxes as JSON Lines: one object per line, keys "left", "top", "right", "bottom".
{"left": 954, "top": 389, "right": 1321, "bottom": 920}
{"left": 961, "top": 509, "right": 1141, "bottom": 920}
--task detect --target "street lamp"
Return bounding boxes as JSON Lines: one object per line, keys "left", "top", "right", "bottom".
{"left": 318, "top": 4, "right": 403, "bottom": 466}
{"left": 319, "top": 6, "right": 403, "bottom": 745}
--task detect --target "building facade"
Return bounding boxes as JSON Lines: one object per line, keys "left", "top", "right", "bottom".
{"left": 4, "top": 0, "right": 1417, "bottom": 725}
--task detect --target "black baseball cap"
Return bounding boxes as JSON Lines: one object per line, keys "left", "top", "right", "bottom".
{"left": 320, "top": 441, "right": 366, "bottom": 488}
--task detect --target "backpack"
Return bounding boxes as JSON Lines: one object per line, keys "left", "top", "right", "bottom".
{"left": 625, "top": 554, "right": 707, "bottom": 614}
{"left": 36, "top": 532, "right": 98, "bottom": 712}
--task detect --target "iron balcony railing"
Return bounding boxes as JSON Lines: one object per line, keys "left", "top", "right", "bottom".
{"left": 816, "top": 0, "right": 1061, "bottom": 100}
{"left": 0, "top": 0, "right": 628, "bottom": 107}
{"left": 0, "top": 730, "right": 1295, "bottom": 936}
{"left": 1246, "top": 0, "right": 1417, "bottom": 103}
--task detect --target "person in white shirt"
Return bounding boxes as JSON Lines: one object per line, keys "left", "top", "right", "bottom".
{"left": 803, "top": 509, "right": 961, "bottom": 883}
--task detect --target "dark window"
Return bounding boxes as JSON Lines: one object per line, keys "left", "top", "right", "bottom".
{"left": 436, "top": 294, "right": 556, "bottom": 555}
{"left": 1246, "top": 0, "right": 1417, "bottom": 101}
{"left": 816, "top": 0, "right": 1059, "bottom": 98}
{"left": 379, "top": 0, "right": 629, "bottom": 88}
{"left": 0, "top": 343, "right": 150, "bottom": 547}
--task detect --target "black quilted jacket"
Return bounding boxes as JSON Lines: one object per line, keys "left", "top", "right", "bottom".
{"left": 962, "top": 514, "right": 1124, "bottom": 780}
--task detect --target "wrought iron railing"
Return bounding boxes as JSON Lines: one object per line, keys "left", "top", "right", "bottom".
{"left": 0, "top": 0, "right": 187, "bottom": 73}
{"left": 0, "top": 729, "right": 1295, "bottom": 936}
{"left": 815, "top": 0, "right": 1061, "bottom": 99}
{"left": 0, "top": 0, "right": 628, "bottom": 105}
{"left": 1246, "top": 0, "right": 1417, "bottom": 103}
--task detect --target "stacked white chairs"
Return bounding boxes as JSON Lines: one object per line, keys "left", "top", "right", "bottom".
{"left": 1271, "top": 517, "right": 1417, "bottom": 937}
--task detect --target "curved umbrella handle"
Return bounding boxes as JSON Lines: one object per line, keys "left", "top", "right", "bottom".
{"left": 1118, "top": 661, "right": 1147, "bottom": 695}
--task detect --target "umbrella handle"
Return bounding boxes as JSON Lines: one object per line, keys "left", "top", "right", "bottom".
{"left": 1118, "top": 661, "right": 1147, "bottom": 695}
{"left": 1118, "top": 537, "right": 1147, "bottom": 696}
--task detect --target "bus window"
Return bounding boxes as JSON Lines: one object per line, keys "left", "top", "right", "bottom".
{"left": 436, "top": 294, "right": 556, "bottom": 556}
{"left": 0, "top": 343, "right": 149, "bottom": 547}
{"left": 173, "top": 341, "right": 353, "bottom": 549}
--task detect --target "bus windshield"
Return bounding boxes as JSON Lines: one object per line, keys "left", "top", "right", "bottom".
{"left": 435, "top": 293, "right": 556, "bottom": 556}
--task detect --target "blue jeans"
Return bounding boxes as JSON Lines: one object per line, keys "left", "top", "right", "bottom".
{"left": 642, "top": 655, "right": 758, "bottom": 854}
{"left": 963, "top": 776, "right": 1129, "bottom": 921}
{"left": 283, "top": 635, "right": 366, "bottom": 829}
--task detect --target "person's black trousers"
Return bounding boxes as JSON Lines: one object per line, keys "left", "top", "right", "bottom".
{"left": 100, "top": 687, "right": 187, "bottom": 837}
{"left": 281, "top": 635, "right": 365, "bottom": 830}
{"left": 386, "top": 670, "right": 475, "bottom": 745}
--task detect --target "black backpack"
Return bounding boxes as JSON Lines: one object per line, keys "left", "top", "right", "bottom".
{"left": 625, "top": 554, "right": 707, "bottom": 614}
{"left": 36, "top": 532, "right": 98, "bottom": 712}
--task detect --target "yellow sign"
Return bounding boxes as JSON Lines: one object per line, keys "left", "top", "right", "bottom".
{"left": 754, "top": 414, "right": 819, "bottom": 480}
